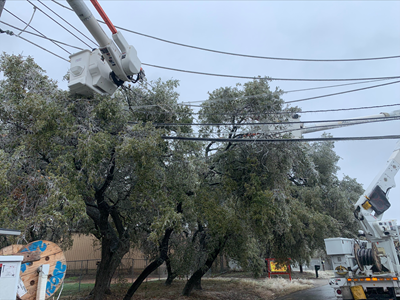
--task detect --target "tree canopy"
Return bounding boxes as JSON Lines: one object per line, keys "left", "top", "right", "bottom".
{"left": 0, "top": 53, "right": 363, "bottom": 299}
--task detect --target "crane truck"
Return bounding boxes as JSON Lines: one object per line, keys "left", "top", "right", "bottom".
{"left": 324, "top": 134, "right": 400, "bottom": 300}
{"left": 295, "top": 110, "right": 400, "bottom": 300}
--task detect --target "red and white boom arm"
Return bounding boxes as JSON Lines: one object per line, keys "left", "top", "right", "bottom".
{"left": 67, "top": 0, "right": 141, "bottom": 85}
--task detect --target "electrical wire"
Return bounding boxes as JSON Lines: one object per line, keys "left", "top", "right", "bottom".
{"left": 142, "top": 63, "right": 400, "bottom": 82}
{"left": 163, "top": 118, "right": 394, "bottom": 137}
{"left": 285, "top": 80, "right": 400, "bottom": 104}
{"left": 15, "top": 2, "right": 400, "bottom": 84}
{"left": 26, "top": 0, "right": 94, "bottom": 49}
{"left": 269, "top": 118, "right": 400, "bottom": 136}
{"left": 128, "top": 118, "right": 400, "bottom": 140}
{"left": 93, "top": 13, "right": 400, "bottom": 62}
{"left": 51, "top": 0, "right": 73, "bottom": 11}
{"left": 4, "top": 8, "right": 71, "bottom": 54}
{"left": 115, "top": 30, "right": 400, "bottom": 62}
{"left": 4, "top": 4, "right": 399, "bottom": 118}
{"left": 127, "top": 116, "right": 400, "bottom": 128}
{"left": 176, "top": 79, "right": 395, "bottom": 106}
{"left": 2, "top": 30, "right": 397, "bottom": 136}
{"left": 17, "top": 6, "right": 36, "bottom": 36}
{"left": 124, "top": 103, "right": 400, "bottom": 117}
{"left": 162, "top": 135, "right": 400, "bottom": 143}
{"left": 50, "top": 0, "right": 400, "bottom": 62}
{"left": 37, "top": 0, "right": 99, "bottom": 47}
{"left": 0, "top": 27, "right": 69, "bottom": 62}
{"left": 284, "top": 79, "right": 389, "bottom": 94}
{"left": 0, "top": 21, "right": 85, "bottom": 51}
{"left": 298, "top": 103, "right": 400, "bottom": 114}
{"left": 16, "top": 35, "right": 69, "bottom": 62}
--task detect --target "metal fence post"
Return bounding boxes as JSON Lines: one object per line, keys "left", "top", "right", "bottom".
{"left": 79, "top": 260, "right": 83, "bottom": 292}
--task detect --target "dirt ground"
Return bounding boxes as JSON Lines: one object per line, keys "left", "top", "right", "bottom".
{"left": 62, "top": 270, "right": 332, "bottom": 300}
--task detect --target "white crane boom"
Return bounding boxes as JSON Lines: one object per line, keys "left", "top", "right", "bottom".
{"left": 66, "top": 0, "right": 142, "bottom": 96}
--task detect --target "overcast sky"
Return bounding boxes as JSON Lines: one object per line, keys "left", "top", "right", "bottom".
{"left": 1, "top": 1, "right": 400, "bottom": 221}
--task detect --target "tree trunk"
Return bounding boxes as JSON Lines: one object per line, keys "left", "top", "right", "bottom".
{"left": 85, "top": 175, "right": 131, "bottom": 300}
{"left": 193, "top": 277, "right": 202, "bottom": 290}
{"left": 123, "top": 228, "right": 173, "bottom": 300}
{"left": 299, "top": 264, "right": 303, "bottom": 273}
{"left": 91, "top": 236, "right": 129, "bottom": 299}
{"left": 165, "top": 255, "right": 177, "bottom": 286}
{"left": 182, "top": 237, "right": 227, "bottom": 297}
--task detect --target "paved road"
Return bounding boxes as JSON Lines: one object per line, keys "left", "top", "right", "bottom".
{"left": 275, "top": 284, "right": 335, "bottom": 300}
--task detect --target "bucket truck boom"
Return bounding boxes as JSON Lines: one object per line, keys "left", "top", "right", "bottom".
{"left": 67, "top": 0, "right": 143, "bottom": 96}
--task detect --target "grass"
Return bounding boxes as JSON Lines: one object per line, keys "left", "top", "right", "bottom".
{"left": 59, "top": 273, "right": 323, "bottom": 300}
{"left": 59, "top": 282, "right": 94, "bottom": 297}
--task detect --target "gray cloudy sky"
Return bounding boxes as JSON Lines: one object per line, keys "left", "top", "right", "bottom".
{"left": 1, "top": 1, "right": 400, "bottom": 220}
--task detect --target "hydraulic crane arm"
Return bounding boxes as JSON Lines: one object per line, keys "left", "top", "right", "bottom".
{"left": 354, "top": 139, "right": 400, "bottom": 238}
{"left": 67, "top": 0, "right": 142, "bottom": 95}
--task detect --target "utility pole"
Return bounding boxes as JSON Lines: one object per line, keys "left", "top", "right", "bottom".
{"left": 0, "top": 0, "right": 5, "bottom": 18}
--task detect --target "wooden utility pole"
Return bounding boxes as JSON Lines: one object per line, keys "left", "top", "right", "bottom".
{"left": 0, "top": 0, "right": 5, "bottom": 18}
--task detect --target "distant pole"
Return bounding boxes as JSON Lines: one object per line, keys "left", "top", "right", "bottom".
{"left": 0, "top": 1, "right": 5, "bottom": 18}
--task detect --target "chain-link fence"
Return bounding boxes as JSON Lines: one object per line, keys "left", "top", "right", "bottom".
{"left": 65, "top": 258, "right": 167, "bottom": 290}
{"left": 65, "top": 255, "right": 229, "bottom": 291}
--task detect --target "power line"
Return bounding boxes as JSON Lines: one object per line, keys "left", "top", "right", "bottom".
{"left": 51, "top": 0, "right": 400, "bottom": 63}
{"left": 285, "top": 80, "right": 400, "bottom": 104}
{"left": 177, "top": 79, "right": 394, "bottom": 106}
{"left": 299, "top": 103, "right": 400, "bottom": 114}
{"left": 96, "top": 17, "right": 400, "bottom": 62}
{"left": 179, "top": 78, "right": 400, "bottom": 107}
{"left": 3, "top": 7, "right": 399, "bottom": 112}
{"left": 128, "top": 117, "right": 400, "bottom": 141}
{"left": 115, "top": 28, "right": 400, "bottom": 62}
{"left": 26, "top": 0, "right": 94, "bottom": 49}
{"left": 51, "top": 0, "right": 73, "bottom": 11}
{"left": 129, "top": 118, "right": 400, "bottom": 140}
{"left": 130, "top": 115, "right": 400, "bottom": 127}
{"left": 4, "top": 8, "right": 71, "bottom": 54}
{"left": 16, "top": 6, "right": 36, "bottom": 37}
{"left": 0, "top": 21, "right": 85, "bottom": 51}
{"left": 16, "top": 34, "right": 69, "bottom": 62}
{"left": 117, "top": 29, "right": 400, "bottom": 62}
{"left": 162, "top": 135, "right": 400, "bottom": 143}
{"left": 284, "top": 79, "right": 388, "bottom": 94}
{"left": 0, "top": 26, "right": 68, "bottom": 62}
{"left": 142, "top": 63, "right": 400, "bottom": 82}
{"left": 270, "top": 118, "right": 400, "bottom": 136}
{"left": 11, "top": 3, "right": 400, "bottom": 84}
{"left": 125, "top": 103, "right": 400, "bottom": 117}
{"left": 1, "top": 30, "right": 397, "bottom": 130}
{"left": 37, "top": 0, "right": 98, "bottom": 47}
{"left": 2, "top": 31, "right": 390, "bottom": 115}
